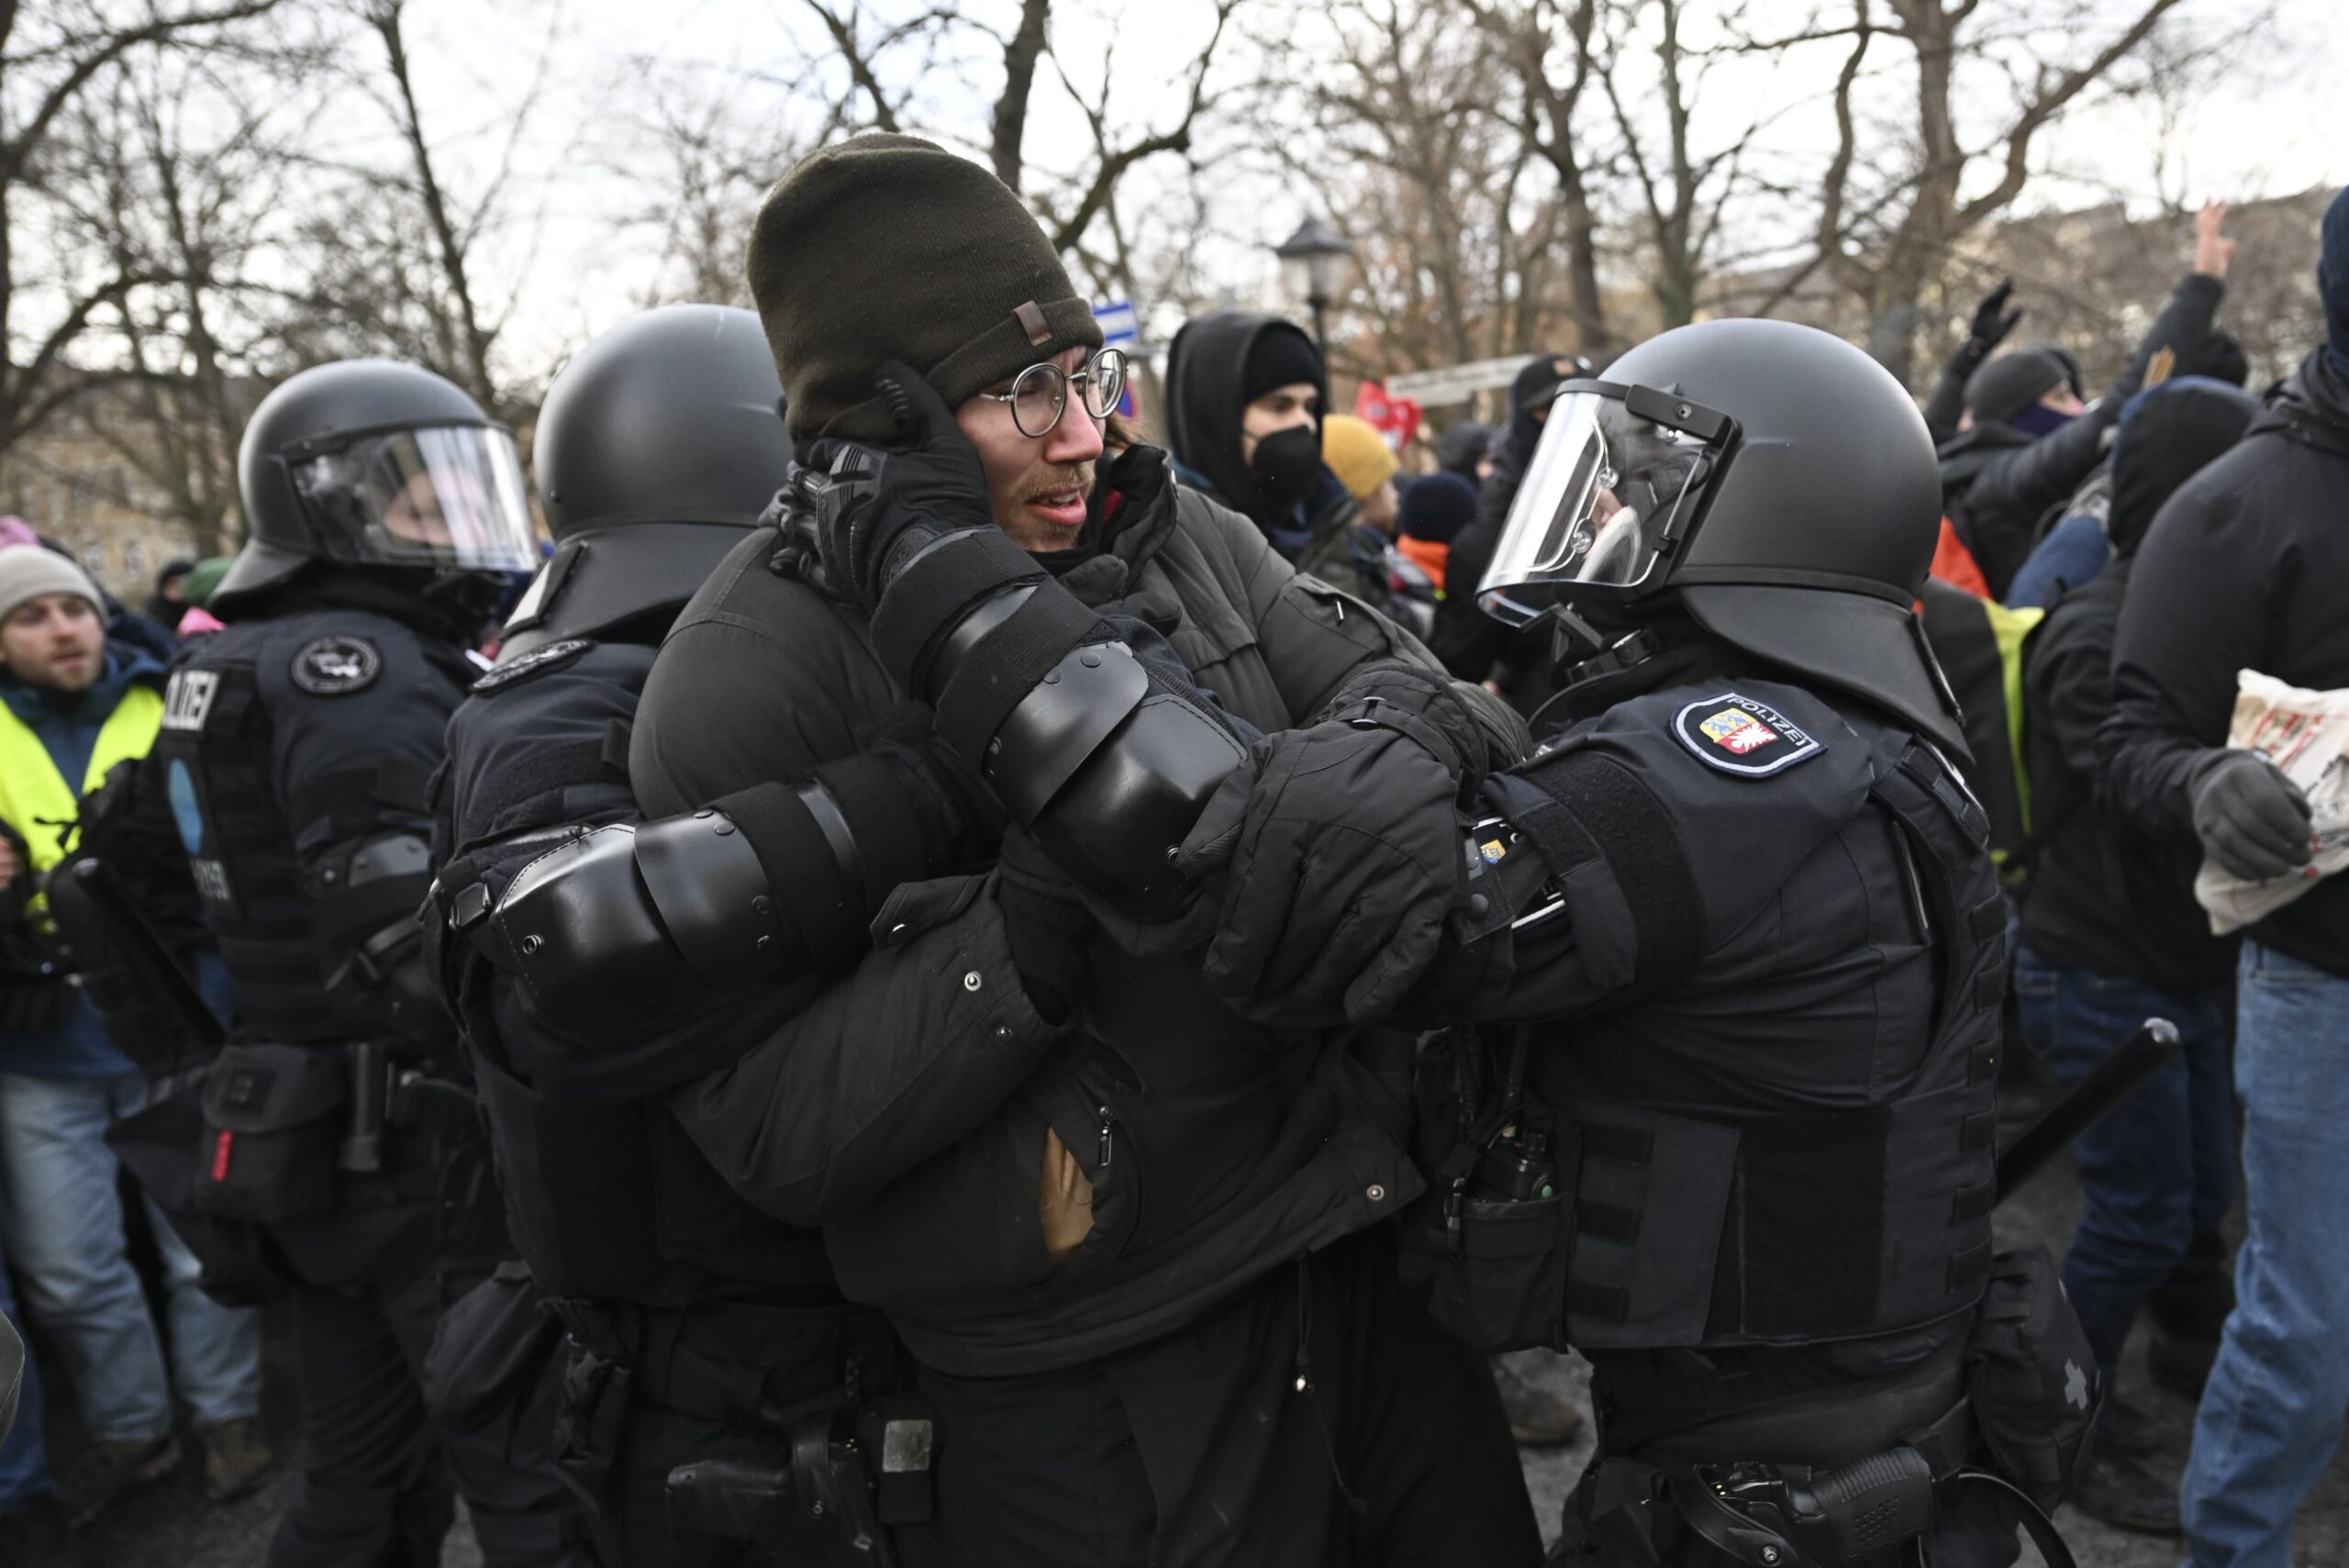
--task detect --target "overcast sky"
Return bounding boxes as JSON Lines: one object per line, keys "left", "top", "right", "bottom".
{"left": 368, "top": 0, "right": 2346, "bottom": 383}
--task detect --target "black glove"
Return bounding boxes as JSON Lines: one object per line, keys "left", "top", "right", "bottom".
{"left": 805, "top": 360, "right": 996, "bottom": 610}
{"left": 1176, "top": 686, "right": 1481, "bottom": 1028}
{"left": 996, "top": 827, "right": 1096, "bottom": 1025}
{"left": 2191, "top": 750, "right": 2315, "bottom": 883}
{"left": 1968, "top": 280, "right": 2023, "bottom": 354}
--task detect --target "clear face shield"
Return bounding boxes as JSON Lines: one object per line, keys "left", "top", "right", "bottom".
{"left": 288, "top": 425, "right": 539, "bottom": 573}
{"left": 1476, "top": 383, "right": 1734, "bottom": 628}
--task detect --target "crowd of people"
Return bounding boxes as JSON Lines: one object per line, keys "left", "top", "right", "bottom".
{"left": 0, "top": 128, "right": 2338, "bottom": 1568}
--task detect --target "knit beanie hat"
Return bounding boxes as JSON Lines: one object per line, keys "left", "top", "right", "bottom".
{"left": 1241, "top": 327, "right": 1326, "bottom": 405}
{"left": 749, "top": 134, "right": 1103, "bottom": 443}
{"left": 1320, "top": 414, "right": 1398, "bottom": 501}
{"left": 180, "top": 556, "right": 236, "bottom": 608}
{"left": 1965, "top": 349, "right": 2069, "bottom": 427}
{"left": 0, "top": 546, "right": 101, "bottom": 626}
{"left": 2320, "top": 185, "right": 2349, "bottom": 380}
{"left": 1399, "top": 471, "right": 1478, "bottom": 544}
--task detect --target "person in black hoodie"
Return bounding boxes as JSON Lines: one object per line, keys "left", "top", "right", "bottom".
{"left": 2099, "top": 185, "right": 2349, "bottom": 1568}
{"left": 2013, "top": 376, "right": 2261, "bottom": 1537}
{"left": 1162, "top": 308, "right": 1357, "bottom": 561}
{"left": 1937, "top": 203, "right": 2233, "bottom": 599}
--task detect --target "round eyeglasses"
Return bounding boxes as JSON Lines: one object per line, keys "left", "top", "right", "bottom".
{"left": 979, "top": 348, "right": 1130, "bottom": 438}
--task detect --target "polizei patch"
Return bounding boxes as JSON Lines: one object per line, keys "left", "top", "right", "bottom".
{"left": 1672, "top": 692, "right": 1823, "bottom": 778}
{"left": 290, "top": 635, "right": 381, "bottom": 695}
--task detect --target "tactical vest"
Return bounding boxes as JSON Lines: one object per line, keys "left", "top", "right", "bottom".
{"left": 0, "top": 683, "right": 163, "bottom": 926}
{"left": 151, "top": 610, "right": 460, "bottom": 1042}
{"left": 431, "top": 639, "right": 835, "bottom": 1307}
{"left": 1512, "top": 700, "right": 2002, "bottom": 1356}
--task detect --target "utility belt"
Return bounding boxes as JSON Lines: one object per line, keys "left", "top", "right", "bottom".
{"left": 187, "top": 1039, "right": 477, "bottom": 1226}
{"left": 108, "top": 1040, "right": 487, "bottom": 1302}
{"left": 1575, "top": 1248, "right": 2098, "bottom": 1568}
{"left": 551, "top": 1297, "right": 935, "bottom": 1565}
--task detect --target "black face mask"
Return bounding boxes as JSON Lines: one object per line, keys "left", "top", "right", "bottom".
{"left": 1249, "top": 424, "right": 1323, "bottom": 502}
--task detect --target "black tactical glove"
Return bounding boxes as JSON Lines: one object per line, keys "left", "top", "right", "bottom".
{"left": 1176, "top": 669, "right": 1488, "bottom": 1027}
{"left": 996, "top": 827, "right": 1095, "bottom": 1025}
{"left": 804, "top": 360, "right": 997, "bottom": 611}
{"left": 1967, "top": 279, "right": 2023, "bottom": 355}
{"left": 2190, "top": 750, "right": 2315, "bottom": 883}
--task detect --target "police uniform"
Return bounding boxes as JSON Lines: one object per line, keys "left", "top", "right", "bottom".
{"left": 431, "top": 636, "right": 941, "bottom": 1567}
{"left": 155, "top": 592, "right": 586, "bottom": 1567}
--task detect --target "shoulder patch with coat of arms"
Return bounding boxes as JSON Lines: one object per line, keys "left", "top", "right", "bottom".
{"left": 1671, "top": 691, "right": 1824, "bottom": 778}
{"left": 289, "top": 635, "right": 382, "bottom": 695}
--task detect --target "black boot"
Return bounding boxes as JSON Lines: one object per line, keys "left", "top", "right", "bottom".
{"left": 2067, "top": 1448, "right": 2182, "bottom": 1537}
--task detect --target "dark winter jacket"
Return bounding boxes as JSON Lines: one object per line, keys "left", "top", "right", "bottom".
{"left": 1163, "top": 310, "right": 1353, "bottom": 559}
{"left": 2020, "top": 558, "right": 2235, "bottom": 988}
{"left": 2100, "top": 349, "right": 2349, "bottom": 978}
{"left": 1939, "top": 272, "right": 2225, "bottom": 598}
{"left": 634, "top": 441, "right": 1524, "bottom": 1377}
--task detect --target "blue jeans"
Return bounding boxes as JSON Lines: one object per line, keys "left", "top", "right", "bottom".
{"left": 0, "top": 1070, "right": 264, "bottom": 1439}
{"left": 0, "top": 1242, "right": 51, "bottom": 1507}
{"left": 2009, "top": 948, "right": 2232, "bottom": 1383}
{"left": 2180, "top": 941, "right": 2349, "bottom": 1568}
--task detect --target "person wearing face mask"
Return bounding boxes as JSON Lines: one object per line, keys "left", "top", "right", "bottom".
{"left": 1162, "top": 309, "right": 1358, "bottom": 562}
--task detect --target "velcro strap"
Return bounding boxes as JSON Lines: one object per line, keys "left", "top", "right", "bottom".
{"left": 1945, "top": 1240, "right": 1991, "bottom": 1294}
{"left": 1950, "top": 1179, "right": 1995, "bottom": 1226}
{"left": 868, "top": 528, "right": 1044, "bottom": 691}
{"left": 1967, "top": 896, "right": 2005, "bottom": 941}
{"left": 1960, "top": 1109, "right": 1998, "bottom": 1151}
{"left": 1577, "top": 1201, "right": 1641, "bottom": 1247}
{"left": 932, "top": 585, "right": 1111, "bottom": 767}
{"left": 1582, "top": 1123, "right": 1654, "bottom": 1166}
{"left": 715, "top": 783, "right": 862, "bottom": 977}
{"left": 807, "top": 751, "right": 938, "bottom": 913}
{"left": 1518, "top": 752, "right": 1705, "bottom": 1001}
{"left": 1569, "top": 1280, "right": 1631, "bottom": 1326}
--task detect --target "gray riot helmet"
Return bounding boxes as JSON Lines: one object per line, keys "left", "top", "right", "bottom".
{"left": 217, "top": 361, "right": 536, "bottom": 617}
{"left": 498, "top": 305, "right": 793, "bottom": 660}
{"left": 1478, "top": 317, "right": 1963, "bottom": 754}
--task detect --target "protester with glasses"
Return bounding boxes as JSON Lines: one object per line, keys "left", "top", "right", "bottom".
{"left": 627, "top": 132, "right": 1539, "bottom": 1565}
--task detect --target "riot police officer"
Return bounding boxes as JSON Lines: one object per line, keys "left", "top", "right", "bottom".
{"left": 803, "top": 318, "right": 2096, "bottom": 1566}
{"left": 429, "top": 306, "right": 970, "bottom": 1564}
{"left": 155, "top": 361, "right": 588, "bottom": 1565}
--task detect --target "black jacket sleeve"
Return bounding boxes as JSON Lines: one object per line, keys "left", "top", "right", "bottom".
{"left": 1922, "top": 340, "right": 1987, "bottom": 449}
{"left": 2097, "top": 475, "right": 2267, "bottom": 843}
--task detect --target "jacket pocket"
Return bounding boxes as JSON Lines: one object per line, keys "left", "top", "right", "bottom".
{"left": 1028, "top": 1065, "right": 1149, "bottom": 1274}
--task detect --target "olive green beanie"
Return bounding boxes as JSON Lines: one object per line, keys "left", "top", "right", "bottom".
{"left": 749, "top": 134, "right": 1104, "bottom": 443}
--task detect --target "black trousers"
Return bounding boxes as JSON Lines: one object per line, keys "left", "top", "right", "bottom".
{"left": 265, "top": 1212, "right": 588, "bottom": 1568}
{"left": 918, "top": 1225, "right": 1542, "bottom": 1568}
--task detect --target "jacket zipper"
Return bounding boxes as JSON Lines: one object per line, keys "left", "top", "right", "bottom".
{"left": 1097, "top": 1105, "right": 1117, "bottom": 1170}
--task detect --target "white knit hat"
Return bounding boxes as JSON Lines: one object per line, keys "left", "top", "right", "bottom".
{"left": 0, "top": 546, "right": 102, "bottom": 626}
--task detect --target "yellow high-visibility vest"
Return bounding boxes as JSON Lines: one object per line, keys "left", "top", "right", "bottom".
{"left": 0, "top": 683, "right": 164, "bottom": 918}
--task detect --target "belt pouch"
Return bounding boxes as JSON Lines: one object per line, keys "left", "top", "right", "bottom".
{"left": 191, "top": 1043, "right": 348, "bottom": 1224}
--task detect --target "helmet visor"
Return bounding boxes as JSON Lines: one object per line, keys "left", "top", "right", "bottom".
{"left": 290, "top": 426, "right": 538, "bottom": 573}
{"left": 1476, "top": 386, "right": 1724, "bottom": 626}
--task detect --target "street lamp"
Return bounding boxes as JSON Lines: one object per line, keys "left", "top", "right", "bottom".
{"left": 1275, "top": 218, "right": 1355, "bottom": 359}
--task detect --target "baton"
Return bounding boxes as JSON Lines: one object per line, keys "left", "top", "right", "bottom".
{"left": 61, "top": 857, "right": 228, "bottom": 1053}
{"left": 1995, "top": 1018, "right": 2180, "bottom": 1206}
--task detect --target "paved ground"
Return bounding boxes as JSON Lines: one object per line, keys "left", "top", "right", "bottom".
{"left": 46, "top": 1122, "right": 2349, "bottom": 1565}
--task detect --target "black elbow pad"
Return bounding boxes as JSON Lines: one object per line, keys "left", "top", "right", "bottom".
{"left": 489, "top": 812, "right": 785, "bottom": 1046}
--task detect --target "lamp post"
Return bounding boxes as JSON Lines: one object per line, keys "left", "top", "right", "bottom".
{"left": 1274, "top": 218, "right": 1355, "bottom": 360}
